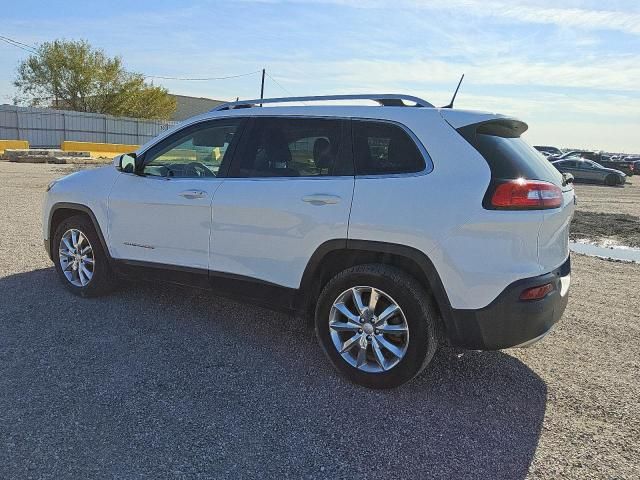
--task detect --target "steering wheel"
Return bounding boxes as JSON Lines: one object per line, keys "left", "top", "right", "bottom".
{"left": 185, "top": 162, "right": 215, "bottom": 178}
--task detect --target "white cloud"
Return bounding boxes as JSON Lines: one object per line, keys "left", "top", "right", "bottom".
{"left": 266, "top": 56, "right": 640, "bottom": 93}
{"left": 267, "top": 0, "right": 640, "bottom": 35}
{"left": 463, "top": 1, "right": 640, "bottom": 35}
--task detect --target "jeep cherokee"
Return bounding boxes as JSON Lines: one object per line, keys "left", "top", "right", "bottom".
{"left": 43, "top": 94, "right": 574, "bottom": 388}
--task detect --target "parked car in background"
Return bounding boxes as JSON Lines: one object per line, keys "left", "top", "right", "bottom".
{"left": 534, "top": 145, "right": 563, "bottom": 156}
{"left": 599, "top": 159, "right": 634, "bottom": 176}
{"left": 556, "top": 150, "right": 586, "bottom": 160}
{"left": 626, "top": 159, "right": 640, "bottom": 173}
{"left": 622, "top": 156, "right": 640, "bottom": 172}
{"left": 552, "top": 159, "right": 626, "bottom": 186}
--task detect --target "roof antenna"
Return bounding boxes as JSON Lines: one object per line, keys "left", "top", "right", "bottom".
{"left": 442, "top": 74, "right": 464, "bottom": 109}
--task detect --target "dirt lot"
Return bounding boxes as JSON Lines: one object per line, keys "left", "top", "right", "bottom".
{"left": 0, "top": 163, "right": 639, "bottom": 479}
{"left": 571, "top": 181, "right": 640, "bottom": 247}
{"left": 573, "top": 180, "right": 640, "bottom": 216}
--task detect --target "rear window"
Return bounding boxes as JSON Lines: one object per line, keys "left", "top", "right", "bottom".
{"left": 353, "top": 120, "right": 426, "bottom": 175}
{"left": 467, "top": 130, "right": 563, "bottom": 185}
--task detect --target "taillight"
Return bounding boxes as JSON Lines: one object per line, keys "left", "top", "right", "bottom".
{"left": 520, "top": 282, "right": 555, "bottom": 301}
{"left": 491, "top": 179, "right": 562, "bottom": 209}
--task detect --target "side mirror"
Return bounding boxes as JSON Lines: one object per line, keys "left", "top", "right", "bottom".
{"left": 562, "top": 172, "right": 574, "bottom": 185}
{"left": 116, "top": 153, "right": 138, "bottom": 174}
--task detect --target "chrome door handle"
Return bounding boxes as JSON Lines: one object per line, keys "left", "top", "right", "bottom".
{"left": 179, "top": 190, "right": 207, "bottom": 199}
{"left": 302, "top": 194, "right": 341, "bottom": 205}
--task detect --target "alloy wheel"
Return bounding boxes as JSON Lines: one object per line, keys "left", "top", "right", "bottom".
{"left": 328, "top": 286, "right": 409, "bottom": 373}
{"left": 59, "top": 229, "right": 94, "bottom": 287}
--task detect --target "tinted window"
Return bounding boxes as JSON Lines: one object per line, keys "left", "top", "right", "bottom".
{"left": 230, "top": 117, "right": 349, "bottom": 177}
{"left": 143, "top": 120, "right": 241, "bottom": 178}
{"left": 471, "top": 133, "right": 562, "bottom": 184}
{"left": 353, "top": 121, "right": 426, "bottom": 175}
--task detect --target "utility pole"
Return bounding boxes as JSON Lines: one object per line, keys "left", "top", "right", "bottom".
{"left": 260, "top": 68, "right": 265, "bottom": 106}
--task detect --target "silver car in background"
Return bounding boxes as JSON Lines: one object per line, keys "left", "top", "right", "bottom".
{"left": 551, "top": 158, "right": 626, "bottom": 186}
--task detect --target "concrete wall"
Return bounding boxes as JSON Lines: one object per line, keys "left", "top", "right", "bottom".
{"left": 0, "top": 105, "right": 178, "bottom": 148}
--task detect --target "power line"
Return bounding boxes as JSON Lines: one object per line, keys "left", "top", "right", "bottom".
{"left": 1, "top": 36, "right": 37, "bottom": 50}
{"left": 0, "top": 35, "right": 38, "bottom": 53}
{"left": 265, "top": 71, "right": 307, "bottom": 104}
{"left": 1, "top": 33, "right": 294, "bottom": 103}
{"left": 141, "top": 70, "right": 262, "bottom": 81}
{"left": 0, "top": 34, "right": 37, "bottom": 49}
{"left": 265, "top": 71, "right": 296, "bottom": 97}
{"left": 1, "top": 34, "right": 262, "bottom": 82}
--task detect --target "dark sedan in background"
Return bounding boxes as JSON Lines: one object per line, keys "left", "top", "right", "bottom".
{"left": 551, "top": 159, "right": 626, "bottom": 186}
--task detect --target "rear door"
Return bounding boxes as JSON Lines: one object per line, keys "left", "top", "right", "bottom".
{"left": 584, "top": 160, "right": 607, "bottom": 181}
{"left": 572, "top": 160, "right": 596, "bottom": 181}
{"left": 559, "top": 160, "right": 581, "bottom": 179}
{"left": 209, "top": 116, "right": 354, "bottom": 288}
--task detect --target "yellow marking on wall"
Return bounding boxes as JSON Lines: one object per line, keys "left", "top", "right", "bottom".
{"left": 0, "top": 140, "right": 29, "bottom": 155}
{"left": 61, "top": 141, "right": 139, "bottom": 159}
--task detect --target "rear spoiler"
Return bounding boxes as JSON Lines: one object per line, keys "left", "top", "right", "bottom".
{"left": 439, "top": 109, "right": 528, "bottom": 136}
{"left": 456, "top": 119, "right": 529, "bottom": 145}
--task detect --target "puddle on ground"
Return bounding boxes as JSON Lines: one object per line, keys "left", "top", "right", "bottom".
{"left": 570, "top": 241, "right": 640, "bottom": 262}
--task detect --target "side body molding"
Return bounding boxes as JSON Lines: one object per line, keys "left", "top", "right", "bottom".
{"left": 47, "top": 202, "right": 112, "bottom": 262}
{"left": 296, "top": 239, "right": 455, "bottom": 335}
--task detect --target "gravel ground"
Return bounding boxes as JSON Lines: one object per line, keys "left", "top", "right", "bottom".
{"left": 570, "top": 181, "right": 640, "bottom": 247}
{"left": 0, "top": 162, "right": 639, "bottom": 479}
{"left": 573, "top": 180, "right": 639, "bottom": 216}
{"left": 571, "top": 212, "right": 640, "bottom": 247}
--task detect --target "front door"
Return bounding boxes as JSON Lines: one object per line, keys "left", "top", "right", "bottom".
{"left": 108, "top": 118, "right": 244, "bottom": 270}
{"left": 210, "top": 116, "right": 354, "bottom": 288}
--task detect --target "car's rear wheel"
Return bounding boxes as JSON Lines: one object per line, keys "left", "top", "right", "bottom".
{"left": 315, "top": 264, "right": 438, "bottom": 389}
{"left": 52, "top": 215, "right": 115, "bottom": 297}
{"left": 605, "top": 174, "right": 618, "bottom": 186}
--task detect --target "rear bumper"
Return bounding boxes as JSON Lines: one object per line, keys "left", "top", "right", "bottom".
{"left": 446, "top": 256, "right": 571, "bottom": 350}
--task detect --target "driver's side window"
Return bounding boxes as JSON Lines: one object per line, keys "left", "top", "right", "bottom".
{"left": 143, "top": 120, "right": 241, "bottom": 178}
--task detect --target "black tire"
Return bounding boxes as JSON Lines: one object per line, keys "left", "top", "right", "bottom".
{"left": 52, "top": 214, "right": 116, "bottom": 297}
{"left": 315, "top": 264, "right": 439, "bottom": 389}
{"left": 605, "top": 174, "right": 618, "bottom": 186}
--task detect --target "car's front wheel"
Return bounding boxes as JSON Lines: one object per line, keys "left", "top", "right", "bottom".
{"left": 605, "top": 174, "right": 618, "bottom": 186}
{"left": 52, "top": 214, "right": 115, "bottom": 297}
{"left": 315, "top": 264, "right": 439, "bottom": 389}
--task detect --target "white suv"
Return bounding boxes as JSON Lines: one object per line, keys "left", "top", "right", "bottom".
{"left": 43, "top": 94, "right": 574, "bottom": 388}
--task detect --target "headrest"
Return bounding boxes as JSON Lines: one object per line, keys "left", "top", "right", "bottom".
{"left": 313, "top": 137, "right": 333, "bottom": 169}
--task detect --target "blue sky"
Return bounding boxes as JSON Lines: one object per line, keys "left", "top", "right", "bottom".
{"left": 2, "top": 0, "right": 640, "bottom": 152}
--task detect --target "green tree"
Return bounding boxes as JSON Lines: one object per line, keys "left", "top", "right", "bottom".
{"left": 14, "top": 39, "right": 176, "bottom": 120}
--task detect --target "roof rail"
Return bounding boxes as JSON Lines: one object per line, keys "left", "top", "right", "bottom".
{"left": 212, "top": 94, "right": 434, "bottom": 111}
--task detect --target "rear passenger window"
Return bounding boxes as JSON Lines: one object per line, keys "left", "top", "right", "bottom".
{"left": 230, "top": 117, "right": 350, "bottom": 177}
{"left": 353, "top": 121, "right": 426, "bottom": 175}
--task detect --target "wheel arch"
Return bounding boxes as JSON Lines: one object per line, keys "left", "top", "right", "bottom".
{"left": 48, "top": 203, "right": 111, "bottom": 262}
{"left": 297, "top": 239, "right": 455, "bottom": 338}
